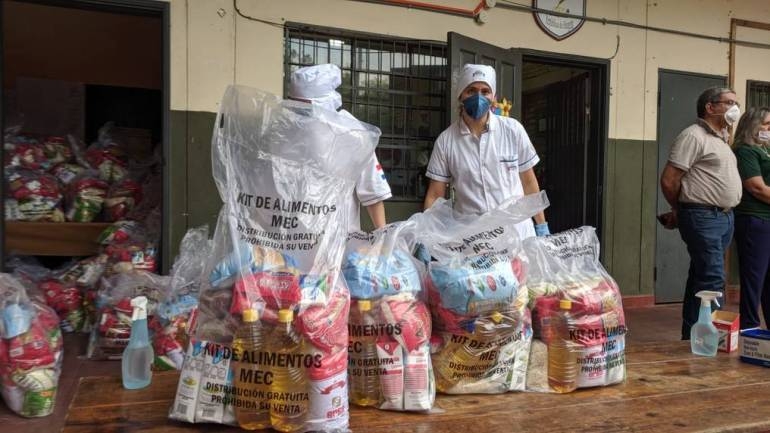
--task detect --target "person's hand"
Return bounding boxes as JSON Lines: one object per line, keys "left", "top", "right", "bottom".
{"left": 534, "top": 222, "right": 550, "bottom": 237}
{"left": 657, "top": 211, "right": 678, "bottom": 229}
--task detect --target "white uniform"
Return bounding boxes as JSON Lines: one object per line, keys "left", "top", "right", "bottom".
{"left": 340, "top": 110, "right": 392, "bottom": 230}
{"left": 426, "top": 114, "right": 539, "bottom": 239}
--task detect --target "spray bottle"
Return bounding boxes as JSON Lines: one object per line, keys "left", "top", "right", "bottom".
{"left": 122, "top": 296, "right": 154, "bottom": 389}
{"left": 690, "top": 290, "right": 723, "bottom": 357}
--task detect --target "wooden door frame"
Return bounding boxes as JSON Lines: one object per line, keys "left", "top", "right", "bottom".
{"left": 0, "top": 0, "right": 169, "bottom": 271}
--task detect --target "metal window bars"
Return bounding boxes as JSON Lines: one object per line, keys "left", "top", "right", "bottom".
{"left": 285, "top": 27, "right": 447, "bottom": 201}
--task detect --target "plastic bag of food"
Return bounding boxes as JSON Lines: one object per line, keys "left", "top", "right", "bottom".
{"left": 103, "top": 177, "right": 142, "bottom": 222}
{"left": 523, "top": 226, "right": 627, "bottom": 393}
{"left": 0, "top": 273, "right": 63, "bottom": 417}
{"left": 170, "top": 85, "right": 378, "bottom": 431}
{"left": 6, "top": 169, "right": 64, "bottom": 222}
{"left": 342, "top": 222, "right": 434, "bottom": 411}
{"left": 414, "top": 192, "right": 548, "bottom": 394}
{"left": 86, "top": 270, "right": 169, "bottom": 360}
{"left": 65, "top": 172, "right": 109, "bottom": 222}
{"left": 151, "top": 226, "right": 212, "bottom": 370}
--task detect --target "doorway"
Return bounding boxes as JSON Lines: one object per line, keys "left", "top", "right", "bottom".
{"left": 446, "top": 32, "right": 608, "bottom": 235}
{"left": 655, "top": 69, "right": 726, "bottom": 303}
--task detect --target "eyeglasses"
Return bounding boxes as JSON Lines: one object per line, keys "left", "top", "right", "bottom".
{"left": 712, "top": 99, "right": 741, "bottom": 108}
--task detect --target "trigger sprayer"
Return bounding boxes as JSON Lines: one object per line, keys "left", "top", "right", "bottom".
{"left": 690, "top": 290, "right": 723, "bottom": 357}
{"left": 122, "top": 295, "right": 154, "bottom": 389}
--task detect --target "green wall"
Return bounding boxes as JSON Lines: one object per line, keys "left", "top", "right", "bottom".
{"left": 602, "top": 138, "right": 657, "bottom": 298}
{"left": 169, "top": 113, "right": 665, "bottom": 299}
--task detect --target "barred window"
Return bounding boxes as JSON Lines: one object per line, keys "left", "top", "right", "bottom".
{"left": 747, "top": 80, "right": 770, "bottom": 109}
{"left": 284, "top": 26, "right": 447, "bottom": 202}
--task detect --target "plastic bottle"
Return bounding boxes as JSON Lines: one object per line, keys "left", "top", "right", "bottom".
{"left": 233, "top": 308, "right": 270, "bottom": 430}
{"left": 433, "top": 311, "right": 509, "bottom": 393}
{"left": 122, "top": 296, "right": 154, "bottom": 389}
{"left": 548, "top": 299, "right": 578, "bottom": 393}
{"left": 348, "top": 299, "right": 380, "bottom": 406}
{"left": 269, "top": 309, "right": 308, "bottom": 432}
{"left": 691, "top": 290, "right": 723, "bottom": 357}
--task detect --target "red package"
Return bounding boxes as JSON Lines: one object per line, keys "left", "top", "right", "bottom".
{"left": 380, "top": 297, "right": 431, "bottom": 353}
{"left": 104, "top": 178, "right": 143, "bottom": 222}
{"left": 231, "top": 271, "right": 301, "bottom": 314}
{"left": 6, "top": 323, "right": 56, "bottom": 371}
{"left": 296, "top": 287, "right": 350, "bottom": 353}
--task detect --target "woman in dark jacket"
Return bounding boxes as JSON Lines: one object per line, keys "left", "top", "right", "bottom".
{"left": 733, "top": 106, "right": 770, "bottom": 329}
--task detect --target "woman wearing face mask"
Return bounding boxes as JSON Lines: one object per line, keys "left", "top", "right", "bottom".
{"left": 732, "top": 107, "right": 770, "bottom": 330}
{"left": 423, "top": 64, "right": 548, "bottom": 239}
{"left": 659, "top": 86, "right": 743, "bottom": 339}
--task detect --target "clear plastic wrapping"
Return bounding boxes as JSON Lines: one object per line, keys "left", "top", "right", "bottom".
{"left": 342, "top": 222, "right": 434, "bottom": 411}
{"left": 0, "top": 274, "right": 63, "bottom": 417}
{"left": 170, "top": 85, "right": 378, "bottom": 432}
{"left": 414, "top": 193, "right": 548, "bottom": 394}
{"left": 523, "top": 226, "right": 627, "bottom": 393}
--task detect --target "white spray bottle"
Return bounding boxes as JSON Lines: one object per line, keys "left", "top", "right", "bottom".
{"left": 122, "top": 296, "right": 154, "bottom": 389}
{"left": 690, "top": 290, "right": 722, "bottom": 357}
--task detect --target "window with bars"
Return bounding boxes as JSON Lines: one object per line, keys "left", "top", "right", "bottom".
{"left": 747, "top": 80, "right": 770, "bottom": 109}
{"left": 284, "top": 27, "right": 447, "bottom": 202}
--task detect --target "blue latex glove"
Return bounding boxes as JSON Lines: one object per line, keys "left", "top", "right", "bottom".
{"left": 535, "top": 222, "right": 551, "bottom": 237}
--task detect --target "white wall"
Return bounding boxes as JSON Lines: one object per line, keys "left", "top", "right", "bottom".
{"left": 168, "top": 0, "right": 770, "bottom": 140}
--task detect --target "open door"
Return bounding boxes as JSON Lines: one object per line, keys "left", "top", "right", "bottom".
{"left": 447, "top": 32, "right": 522, "bottom": 124}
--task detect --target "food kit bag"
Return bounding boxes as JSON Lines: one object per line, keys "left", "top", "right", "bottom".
{"left": 151, "top": 226, "right": 212, "bottom": 371}
{"left": 0, "top": 274, "right": 63, "bottom": 417}
{"left": 523, "top": 226, "right": 626, "bottom": 392}
{"left": 169, "top": 85, "right": 378, "bottom": 432}
{"left": 415, "top": 193, "right": 548, "bottom": 394}
{"left": 342, "top": 222, "right": 434, "bottom": 411}
{"left": 86, "top": 270, "right": 169, "bottom": 360}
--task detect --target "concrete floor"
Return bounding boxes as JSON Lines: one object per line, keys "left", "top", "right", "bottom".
{"left": 0, "top": 301, "right": 738, "bottom": 433}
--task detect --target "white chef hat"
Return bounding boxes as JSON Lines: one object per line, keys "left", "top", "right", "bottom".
{"left": 455, "top": 64, "right": 496, "bottom": 100}
{"left": 288, "top": 64, "right": 343, "bottom": 111}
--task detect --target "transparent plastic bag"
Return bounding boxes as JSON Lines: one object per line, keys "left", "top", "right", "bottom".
{"left": 342, "top": 222, "right": 434, "bottom": 411}
{"left": 0, "top": 273, "right": 63, "bottom": 418}
{"left": 414, "top": 192, "right": 548, "bottom": 394}
{"left": 152, "top": 226, "right": 212, "bottom": 371}
{"left": 170, "top": 85, "right": 378, "bottom": 431}
{"left": 86, "top": 270, "right": 169, "bottom": 360}
{"left": 523, "top": 226, "right": 627, "bottom": 393}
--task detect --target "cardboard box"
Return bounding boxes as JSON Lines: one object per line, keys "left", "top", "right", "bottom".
{"left": 712, "top": 310, "right": 740, "bottom": 353}
{"left": 740, "top": 328, "right": 770, "bottom": 367}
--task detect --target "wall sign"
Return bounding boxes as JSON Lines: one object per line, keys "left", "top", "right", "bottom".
{"left": 533, "top": 0, "right": 586, "bottom": 41}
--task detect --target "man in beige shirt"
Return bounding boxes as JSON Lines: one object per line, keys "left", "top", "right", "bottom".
{"left": 660, "top": 86, "right": 742, "bottom": 340}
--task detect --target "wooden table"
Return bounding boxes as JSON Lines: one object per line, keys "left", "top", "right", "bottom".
{"left": 62, "top": 341, "right": 770, "bottom": 432}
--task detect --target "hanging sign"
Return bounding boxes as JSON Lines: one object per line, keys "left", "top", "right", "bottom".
{"left": 533, "top": 0, "right": 586, "bottom": 41}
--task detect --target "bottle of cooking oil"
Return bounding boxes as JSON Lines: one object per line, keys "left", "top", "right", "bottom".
{"left": 232, "top": 308, "right": 270, "bottom": 430}
{"left": 433, "top": 311, "right": 508, "bottom": 393}
{"left": 348, "top": 299, "right": 380, "bottom": 406}
{"left": 548, "top": 299, "right": 578, "bottom": 393}
{"left": 269, "top": 308, "right": 308, "bottom": 432}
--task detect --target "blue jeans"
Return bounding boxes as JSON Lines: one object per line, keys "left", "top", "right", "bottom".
{"left": 677, "top": 206, "right": 734, "bottom": 339}
{"left": 734, "top": 215, "right": 770, "bottom": 329}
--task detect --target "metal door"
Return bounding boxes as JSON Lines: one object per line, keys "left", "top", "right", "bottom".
{"left": 447, "top": 32, "right": 522, "bottom": 124}
{"left": 655, "top": 70, "right": 726, "bottom": 303}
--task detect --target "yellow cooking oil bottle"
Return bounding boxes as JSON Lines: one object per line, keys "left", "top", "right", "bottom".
{"left": 232, "top": 308, "right": 270, "bottom": 430}
{"left": 548, "top": 299, "right": 578, "bottom": 393}
{"left": 348, "top": 299, "right": 380, "bottom": 406}
{"left": 433, "top": 311, "right": 507, "bottom": 392}
{"left": 269, "top": 308, "right": 309, "bottom": 432}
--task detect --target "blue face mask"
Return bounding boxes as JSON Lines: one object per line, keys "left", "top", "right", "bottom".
{"left": 462, "top": 93, "right": 491, "bottom": 119}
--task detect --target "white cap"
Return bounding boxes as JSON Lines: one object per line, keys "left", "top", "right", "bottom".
{"left": 288, "top": 64, "right": 343, "bottom": 111}
{"left": 456, "top": 64, "right": 496, "bottom": 100}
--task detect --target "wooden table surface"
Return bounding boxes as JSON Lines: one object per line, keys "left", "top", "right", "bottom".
{"left": 62, "top": 341, "right": 770, "bottom": 433}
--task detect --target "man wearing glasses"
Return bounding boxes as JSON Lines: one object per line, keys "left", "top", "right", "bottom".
{"left": 659, "top": 86, "right": 743, "bottom": 340}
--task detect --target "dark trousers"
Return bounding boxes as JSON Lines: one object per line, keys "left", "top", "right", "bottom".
{"left": 734, "top": 214, "right": 770, "bottom": 329}
{"left": 677, "top": 206, "right": 733, "bottom": 339}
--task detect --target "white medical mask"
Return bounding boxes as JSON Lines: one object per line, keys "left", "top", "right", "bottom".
{"left": 758, "top": 130, "right": 770, "bottom": 142}
{"left": 724, "top": 105, "right": 741, "bottom": 126}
